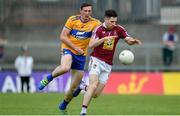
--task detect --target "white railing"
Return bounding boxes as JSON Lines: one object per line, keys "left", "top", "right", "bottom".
{"left": 0, "top": 42, "right": 180, "bottom": 71}
{"left": 161, "top": 6, "right": 180, "bottom": 24}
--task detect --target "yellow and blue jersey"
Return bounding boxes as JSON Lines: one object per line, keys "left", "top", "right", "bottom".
{"left": 61, "top": 15, "right": 101, "bottom": 56}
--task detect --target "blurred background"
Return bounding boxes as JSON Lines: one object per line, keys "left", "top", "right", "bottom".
{"left": 0, "top": 0, "right": 180, "bottom": 71}
{"left": 0, "top": 0, "right": 180, "bottom": 94}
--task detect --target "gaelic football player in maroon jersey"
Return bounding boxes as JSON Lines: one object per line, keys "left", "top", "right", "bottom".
{"left": 79, "top": 9, "right": 142, "bottom": 115}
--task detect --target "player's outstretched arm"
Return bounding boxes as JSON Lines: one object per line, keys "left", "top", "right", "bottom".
{"left": 124, "top": 36, "right": 142, "bottom": 45}
{"left": 89, "top": 36, "right": 117, "bottom": 48}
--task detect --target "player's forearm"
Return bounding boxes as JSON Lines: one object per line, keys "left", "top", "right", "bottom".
{"left": 126, "top": 40, "right": 135, "bottom": 45}
{"left": 60, "top": 27, "right": 80, "bottom": 51}
{"left": 60, "top": 35, "right": 77, "bottom": 50}
{"left": 89, "top": 38, "right": 105, "bottom": 48}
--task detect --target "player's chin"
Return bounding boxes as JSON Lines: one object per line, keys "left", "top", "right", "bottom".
{"left": 85, "top": 15, "right": 90, "bottom": 19}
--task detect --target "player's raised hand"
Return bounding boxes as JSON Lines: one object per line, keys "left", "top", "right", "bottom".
{"left": 134, "top": 39, "right": 142, "bottom": 45}
{"left": 125, "top": 37, "right": 142, "bottom": 45}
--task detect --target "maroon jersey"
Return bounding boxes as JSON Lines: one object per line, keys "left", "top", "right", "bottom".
{"left": 91, "top": 23, "right": 128, "bottom": 65}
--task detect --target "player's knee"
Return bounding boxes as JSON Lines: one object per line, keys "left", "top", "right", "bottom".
{"left": 90, "top": 83, "right": 98, "bottom": 90}
{"left": 61, "top": 65, "right": 70, "bottom": 73}
{"left": 78, "top": 72, "right": 84, "bottom": 78}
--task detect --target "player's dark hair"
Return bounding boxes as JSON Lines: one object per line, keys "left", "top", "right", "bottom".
{"left": 80, "top": 3, "right": 92, "bottom": 10}
{"left": 105, "top": 9, "right": 117, "bottom": 18}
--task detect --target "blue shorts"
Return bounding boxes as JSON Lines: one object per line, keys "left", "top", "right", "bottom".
{"left": 63, "top": 49, "right": 86, "bottom": 70}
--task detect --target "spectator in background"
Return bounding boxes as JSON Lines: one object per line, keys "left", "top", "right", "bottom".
{"left": 0, "top": 38, "right": 5, "bottom": 59}
{"left": 14, "top": 46, "right": 34, "bottom": 93}
{"left": 162, "top": 26, "right": 179, "bottom": 66}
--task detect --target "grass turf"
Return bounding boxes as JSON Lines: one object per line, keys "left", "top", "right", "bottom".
{"left": 0, "top": 93, "right": 180, "bottom": 115}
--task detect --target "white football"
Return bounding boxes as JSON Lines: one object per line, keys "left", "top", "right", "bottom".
{"left": 119, "top": 50, "right": 134, "bottom": 65}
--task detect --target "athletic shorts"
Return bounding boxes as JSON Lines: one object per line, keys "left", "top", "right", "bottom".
{"left": 88, "top": 56, "right": 112, "bottom": 84}
{"left": 63, "top": 49, "right": 86, "bottom": 70}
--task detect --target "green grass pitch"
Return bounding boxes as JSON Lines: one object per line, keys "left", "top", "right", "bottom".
{"left": 0, "top": 93, "right": 180, "bottom": 115}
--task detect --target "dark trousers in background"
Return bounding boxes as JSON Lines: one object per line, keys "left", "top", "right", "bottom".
{"left": 162, "top": 47, "right": 173, "bottom": 66}
{"left": 20, "top": 76, "right": 30, "bottom": 92}
{"left": 0, "top": 45, "right": 4, "bottom": 59}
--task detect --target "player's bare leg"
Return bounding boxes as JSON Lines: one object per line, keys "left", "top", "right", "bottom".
{"left": 92, "top": 83, "right": 105, "bottom": 98}
{"left": 64, "top": 70, "right": 84, "bottom": 101}
{"left": 59, "top": 69, "right": 84, "bottom": 113}
{"left": 80, "top": 74, "right": 99, "bottom": 115}
{"left": 75, "top": 81, "right": 105, "bottom": 98}
{"left": 38, "top": 54, "right": 72, "bottom": 90}
{"left": 52, "top": 56, "right": 72, "bottom": 77}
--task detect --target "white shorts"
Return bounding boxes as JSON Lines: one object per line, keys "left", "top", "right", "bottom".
{"left": 88, "top": 56, "right": 112, "bottom": 84}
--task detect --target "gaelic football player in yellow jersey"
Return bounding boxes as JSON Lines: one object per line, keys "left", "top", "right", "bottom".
{"left": 38, "top": 3, "right": 101, "bottom": 114}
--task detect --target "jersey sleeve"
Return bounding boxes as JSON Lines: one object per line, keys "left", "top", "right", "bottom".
{"left": 91, "top": 26, "right": 101, "bottom": 39}
{"left": 162, "top": 33, "right": 168, "bottom": 41}
{"left": 64, "top": 16, "right": 74, "bottom": 30}
{"left": 95, "top": 20, "right": 101, "bottom": 27}
{"left": 174, "top": 34, "right": 179, "bottom": 42}
{"left": 118, "top": 25, "right": 129, "bottom": 39}
{"left": 90, "top": 17, "right": 101, "bottom": 28}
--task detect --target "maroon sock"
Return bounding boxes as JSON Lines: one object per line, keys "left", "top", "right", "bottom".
{"left": 82, "top": 105, "right": 88, "bottom": 108}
